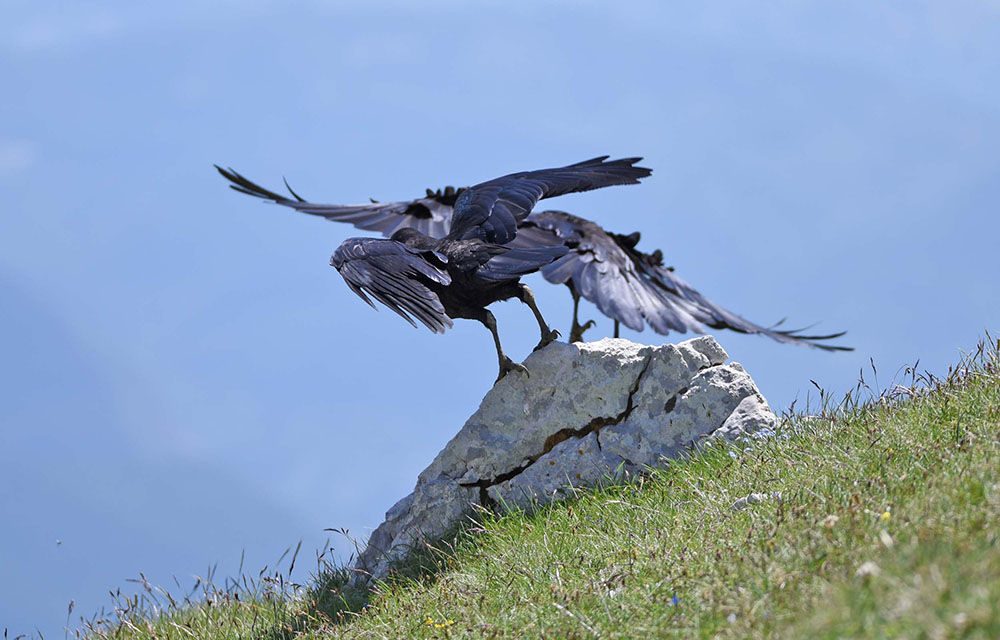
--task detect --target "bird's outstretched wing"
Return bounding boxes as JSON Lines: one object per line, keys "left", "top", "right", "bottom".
{"left": 515, "top": 211, "right": 706, "bottom": 333}
{"left": 518, "top": 211, "right": 852, "bottom": 351}
{"left": 330, "top": 237, "right": 453, "bottom": 333}
{"left": 616, "top": 239, "right": 853, "bottom": 351}
{"left": 448, "top": 156, "right": 652, "bottom": 245}
{"left": 216, "top": 165, "right": 458, "bottom": 238}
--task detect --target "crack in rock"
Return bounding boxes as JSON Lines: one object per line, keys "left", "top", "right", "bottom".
{"left": 460, "top": 355, "right": 653, "bottom": 495}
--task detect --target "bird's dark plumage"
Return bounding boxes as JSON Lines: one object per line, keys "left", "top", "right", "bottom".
{"left": 217, "top": 158, "right": 850, "bottom": 354}
{"left": 215, "top": 165, "right": 457, "bottom": 238}
{"left": 513, "top": 211, "right": 700, "bottom": 335}
{"left": 447, "top": 156, "right": 651, "bottom": 244}
{"left": 609, "top": 229, "right": 851, "bottom": 350}
{"left": 330, "top": 238, "right": 453, "bottom": 334}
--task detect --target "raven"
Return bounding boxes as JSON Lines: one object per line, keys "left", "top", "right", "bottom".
{"left": 217, "top": 165, "right": 850, "bottom": 352}
{"left": 220, "top": 157, "right": 652, "bottom": 380}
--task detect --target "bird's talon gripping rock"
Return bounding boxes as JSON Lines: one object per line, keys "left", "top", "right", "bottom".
{"left": 533, "top": 329, "right": 561, "bottom": 352}
{"left": 569, "top": 320, "right": 595, "bottom": 343}
{"left": 496, "top": 357, "right": 529, "bottom": 382}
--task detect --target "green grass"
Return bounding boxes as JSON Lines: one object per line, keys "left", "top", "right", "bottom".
{"left": 81, "top": 338, "right": 1000, "bottom": 639}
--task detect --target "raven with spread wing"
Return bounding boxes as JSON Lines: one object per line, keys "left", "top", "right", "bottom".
{"left": 513, "top": 211, "right": 851, "bottom": 350}
{"left": 220, "top": 157, "right": 652, "bottom": 380}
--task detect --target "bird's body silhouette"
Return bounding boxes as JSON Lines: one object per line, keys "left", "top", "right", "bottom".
{"left": 220, "top": 157, "right": 653, "bottom": 379}
{"left": 217, "top": 160, "right": 850, "bottom": 354}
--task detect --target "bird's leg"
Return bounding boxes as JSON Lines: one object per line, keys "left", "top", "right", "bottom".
{"left": 518, "top": 284, "right": 560, "bottom": 351}
{"left": 614, "top": 320, "right": 620, "bottom": 339}
{"left": 568, "top": 286, "right": 596, "bottom": 343}
{"left": 480, "top": 309, "right": 529, "bottom": 383}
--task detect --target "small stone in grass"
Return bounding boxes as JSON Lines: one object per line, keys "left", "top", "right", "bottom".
{"left": 855, "top": 561, "right": 880, "bottom": 579}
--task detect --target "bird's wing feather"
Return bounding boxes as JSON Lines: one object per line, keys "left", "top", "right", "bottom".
{"left": 514, "top": 210, "right": 671, "bottom": 332}
{"left": 509, "top": 210, "right": 852, "bottom": 350}
{"left": 330, "top": 237, "right": 453, "bottom": 333}
{"left": 476, "top": 245, "right": 569, "bottom": 282}
{"left": 447, "top": 157, "right": 651, "bottom": 245}
{"left": 216, "top": 166, "right": 456, "bottom": 238}
{"left": 636, "top": 261, "right": 851, "bottom": 350}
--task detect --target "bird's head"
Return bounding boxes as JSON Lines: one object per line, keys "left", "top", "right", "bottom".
{"left": 613, "top": 231, "right": 641, "bottom": 248}
{"left": 390, "top": 227, "right": 422, "bottom": 243}
{"left": 625, "top": 231, "right": 641, "bottom": 246}
{"left": 390, "top": 227, "right": 438, "bottom": 250}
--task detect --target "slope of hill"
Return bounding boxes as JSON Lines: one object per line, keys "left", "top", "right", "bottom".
{"left": 81, "top": 338, "right": 999, "bottom": 639}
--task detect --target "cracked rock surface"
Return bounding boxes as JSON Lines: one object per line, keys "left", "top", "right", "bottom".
{"left": 351, "top": 336, "right": 776, "bottom": 586}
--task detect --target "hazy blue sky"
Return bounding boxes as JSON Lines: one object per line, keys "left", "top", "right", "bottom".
{"left": 2, "top": 1, "right": 998, "bottom": 636}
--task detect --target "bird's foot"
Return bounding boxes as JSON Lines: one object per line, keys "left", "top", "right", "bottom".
{"left": 496, "top": 356, "right": 529, "bottom": 383}
{"left": 532, "top": 328, "right": 561, "bottom": 352}
{"left": 568, "top": 319, "right": 596, "bottom": 343}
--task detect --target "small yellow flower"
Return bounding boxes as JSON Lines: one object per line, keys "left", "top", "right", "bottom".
{"left": 881, "top": 510, "right": 891, "bottom": 521}
{"left": 425, "top": 618, "right": 435, "bottom": 626}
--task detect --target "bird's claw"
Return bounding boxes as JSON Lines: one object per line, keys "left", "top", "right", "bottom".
{"left": 533, "top": 328, "right": 561, "bottom": 352}
{"left": 496, "top": 356, "right": 529, "bottom": 383}
{"left": 569, "top": 319, "right": 596, "bottom": 343}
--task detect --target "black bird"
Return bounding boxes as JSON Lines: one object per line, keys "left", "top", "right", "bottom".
{"left": 216, "top": 163, "right": 850, "bottom": 352}
{"left": 219, "top": 157, "right": 652, "bottom": 380}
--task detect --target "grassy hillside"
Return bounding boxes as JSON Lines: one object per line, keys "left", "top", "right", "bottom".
{"left": 82, "top": 339, "right": 999, "bottom": 639}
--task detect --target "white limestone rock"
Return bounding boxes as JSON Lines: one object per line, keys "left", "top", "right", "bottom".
{"left": 350, "top": 336, "right": 777, "bottom": 587}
